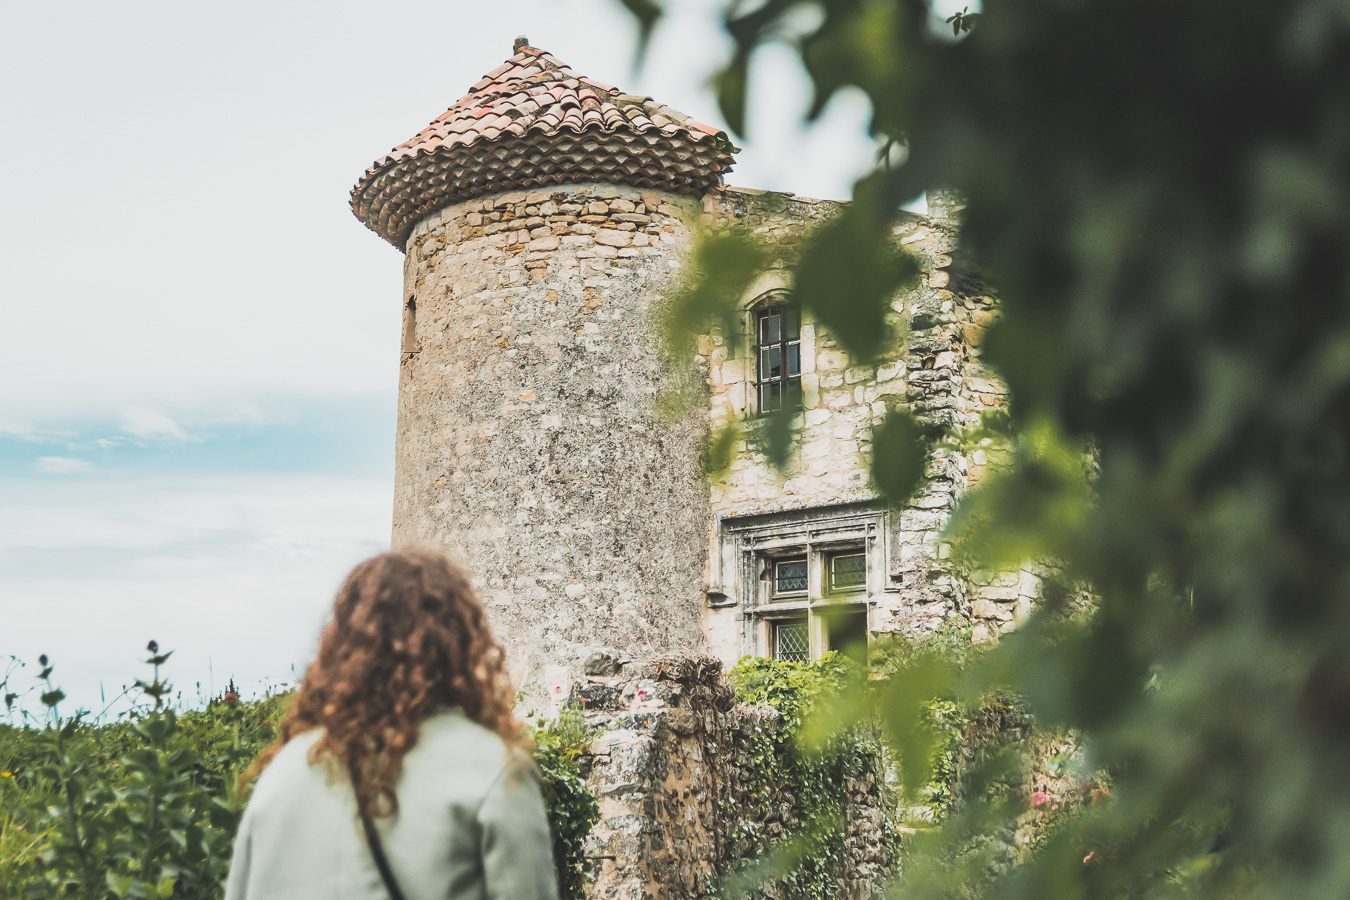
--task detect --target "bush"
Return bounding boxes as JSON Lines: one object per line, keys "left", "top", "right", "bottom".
{"left": 724, "top": 653, "right": 885, "bottom": 899}
{"left": 0, "top": 648, "right": 282, "bottom": 899}
{"left": 0, "top": 651, "right": 598, "bottom": 900}
{"left": 530, "top": 703, "right": 601, "bottom": 900}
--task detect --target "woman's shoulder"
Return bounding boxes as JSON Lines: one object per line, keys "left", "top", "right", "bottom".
{"left": 415, "top": 709, "right": 518, "bottom": 760}
{"left": 404, "top": 709, "right": 530, "bottom": 792}
{"left": 244, "top": 729, "right": 333, "bottom": 814}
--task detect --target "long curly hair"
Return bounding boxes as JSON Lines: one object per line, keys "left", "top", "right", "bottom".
{"left": 245, "top": 550, "right": 522, "bottom": 818}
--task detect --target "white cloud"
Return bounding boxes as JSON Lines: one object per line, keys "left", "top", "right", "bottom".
{"left": 121, "top": 408, "right": 192, "bottom": 442}
{"left": 0, "top": 420, "right": 71, "bottom": 444}
{"left": 33, "top": 456, "right": 93, "bottom": 475}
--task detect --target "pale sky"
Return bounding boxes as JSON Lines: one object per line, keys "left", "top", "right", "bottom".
{"left": 0, "top": 0, "right": 935, "bottom": 717}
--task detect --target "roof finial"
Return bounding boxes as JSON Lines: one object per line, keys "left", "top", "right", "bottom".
{"left": 514, "top": 35, "right": 529, "bottom": 53}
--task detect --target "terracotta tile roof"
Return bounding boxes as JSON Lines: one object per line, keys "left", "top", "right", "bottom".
{"left": 351, "top": 41, "right": 739, "bottom": 249}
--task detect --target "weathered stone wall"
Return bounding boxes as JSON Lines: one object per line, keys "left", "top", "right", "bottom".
{"left": 393, "top": 184, "right": 711, "bottom": 696}
{"left": 390, "top": 178, "right": 1029, "bottom": 691}
{"left": 694, "top": 189, "right": 1025, "bottom": 661}
{"left": 576, "top": 653, "right": 890, "bottom": 900}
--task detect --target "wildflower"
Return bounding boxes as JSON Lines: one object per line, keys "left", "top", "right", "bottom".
{"left": 38, "top": 654, "right": 47, "bottom": 667}
{"left": 1, "top": 771, "right": 11, "bottom": 778}
{"left": 1030, "top": 791, "right": 1050, "bottom": 808}
{"left": 147, "top": 640, "right": 158, "bottom": 653}
{"left": 223, "top": 691, "right": 238, "bottom": 706}
{"left": 1083, "top": 851, "right": 1096, "bottom": 864}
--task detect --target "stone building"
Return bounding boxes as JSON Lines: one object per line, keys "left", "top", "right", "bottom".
{"left": 349, "top": 39, "right": 1032, "bottom": 692}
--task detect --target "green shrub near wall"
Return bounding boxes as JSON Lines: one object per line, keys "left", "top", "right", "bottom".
{"left": 722, "top": 652, "right": 890, "bottom": 899}
{"left": 720, "top": 632, "right": 1077, "bottom": 898}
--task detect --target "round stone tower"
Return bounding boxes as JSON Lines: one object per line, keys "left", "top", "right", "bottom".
{"left": 350, "top": 40, "right": 736, "bottom": 683}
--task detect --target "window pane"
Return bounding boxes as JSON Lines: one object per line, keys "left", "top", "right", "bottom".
{"left": 759, "top": 348, "right": 773, "bottom": 382}
{"left": 829, "top": 553, "right": 866, "bottom": 591}
{"left": 760, "top": 313, "right": 781, "bottom": 344}
{"left": 775, "top": 621, "right": 810, "bottom": 662}
{"left": 785, "top": 309, "right": 800, "bottom": 340}
{"left": 775, "top": 558, "right": 808, "bottom": 594}
{"left": 787, "top": 343, "right": 800, "bottom": 375}
{"left": 761, "top": 381, "right": 780, "bottom": 412}
{"left": 768, "top": 346, "right": 782, "bottom": 379}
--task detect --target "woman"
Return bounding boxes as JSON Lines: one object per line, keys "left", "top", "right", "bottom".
{"left": 225, "top": 551, "right": 560, "bottom": 900}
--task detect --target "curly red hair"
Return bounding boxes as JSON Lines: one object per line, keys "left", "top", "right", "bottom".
{"left": 245, "top": 550, "right": 522, "bottom": 818}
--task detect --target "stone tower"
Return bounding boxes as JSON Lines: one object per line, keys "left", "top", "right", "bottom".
{"left": 350, "top": 41, "right": 737, "bottom": 684}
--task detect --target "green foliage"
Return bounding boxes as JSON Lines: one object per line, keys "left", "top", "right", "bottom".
{"left": 0, "top": 654, "right": 281, "bottom": 899}
{"left": 726, "top": 654, "right": 885, "bottom": 899}
{"left": 1, "top": 655, "right": 598, "bottom": 900}
{"left": 791, "top": 173, "right": 919, "bottom": 367}
{"left": 870, "top": 410, "right": 927, "bottom": 507}
{"left": 628, "top": 0, "right": 1350, "bottom": 894}
{"left": 530, "top": 704, "right": 601, "bottom": 900}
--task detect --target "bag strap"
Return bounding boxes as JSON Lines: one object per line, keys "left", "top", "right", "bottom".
{"left": 350, "top": 764, "right": 408, "bottom": 900}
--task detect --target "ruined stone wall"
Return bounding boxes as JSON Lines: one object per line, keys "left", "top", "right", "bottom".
{"left": 695, "top": 189, "right": 1025, "bottom": 660}
{"left": 576, "top": 653, "right": 890, "bottom": 899}
{"left": 393, "top": 184, "right": 711, "bottom": 695}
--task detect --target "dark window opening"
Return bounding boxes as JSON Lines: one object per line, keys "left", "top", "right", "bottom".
{"left": 774, "top": 619, "right": 810, "bottom": 662}
{"left": 824, "top": 606, "right": 869, "bottom": 663}
{"left": 402, "top": 296, "right": 419, "bottom": 354}
{"left": 772, "top": 557, "right": 808, "bottom": 597}
{"left": 827, "top": 552, "right": 866, "bottom": 594}
{"left": 757, "top": 306, "right": 801, "bottom": 413}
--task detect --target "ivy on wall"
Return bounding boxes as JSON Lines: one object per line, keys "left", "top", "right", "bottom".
{"left": 531, "top": 704, "right": 601, "bottom": 900}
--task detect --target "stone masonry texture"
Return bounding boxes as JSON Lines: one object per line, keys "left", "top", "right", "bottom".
{"left": 576, "top": 654, "right": 890, "bottom": 900}
{"left": 392, "top": 184, "right": 711, "bottom": 694}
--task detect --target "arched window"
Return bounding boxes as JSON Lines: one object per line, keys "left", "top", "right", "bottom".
{"left": 754, "top": 302, "right": 801, "bottom": 413}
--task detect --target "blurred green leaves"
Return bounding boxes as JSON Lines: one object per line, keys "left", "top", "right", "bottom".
{"left": 662, "top": 229, "right": 772, "bottom": 363}
{"left": 632, "top": 0, "right": 1350, "bottom": 895}
{"left": 870, "top": 409, "right": 926, "bottom": 504}
{"left": 795, "top": 175, "right": 919, "bottom": 365}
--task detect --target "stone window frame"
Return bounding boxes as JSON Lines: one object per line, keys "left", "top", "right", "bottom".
{"left": 711, "top": 501, "right": 893, "bottom": 661}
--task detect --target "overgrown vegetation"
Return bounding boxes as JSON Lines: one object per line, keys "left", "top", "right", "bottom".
{"left": 724, "top": 653, "right": 881, "bottom": 899}
{"left": 0, "top": 649, "right": 283, "bottom": 899}
{"left": 625, "top": 0, "right": 1350, "bottom": 894}
{"left": 531, "top": 703, "right": 602, "bottom": 900}
{"left": 0, "top": 650, "right": 598, "bottom": 900}
{"left": 719, "top": 634, "right": 1075, "bottom": 899}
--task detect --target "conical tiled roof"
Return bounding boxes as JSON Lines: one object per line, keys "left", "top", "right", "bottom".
{"left": 350, "top": 41, "right": 738, "bottom": 249}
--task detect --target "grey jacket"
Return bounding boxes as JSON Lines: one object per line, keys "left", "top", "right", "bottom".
{"left": 225, "top": 709, "right": 561, "bottom": 900}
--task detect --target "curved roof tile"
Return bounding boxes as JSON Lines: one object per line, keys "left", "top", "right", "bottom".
{"left": 351, "top": 41, "right": 738, "bottom": 249}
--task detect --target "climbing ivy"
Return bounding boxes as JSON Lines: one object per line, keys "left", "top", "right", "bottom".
{"left": 724, "top": 653, "right": 886, "bottom": 899}
{"left": 530, "top": 704, "right": 601, "bottom": 900}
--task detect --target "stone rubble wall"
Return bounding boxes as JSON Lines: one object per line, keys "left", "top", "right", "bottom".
{"left": 575, "top": 653, "right": 890, "bottom": 900}
{"left": 695, "top": 188, "right": 1027, "bottom": 653}
{"left": 394, "top": 184, "right": 712, "bottom": 701}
